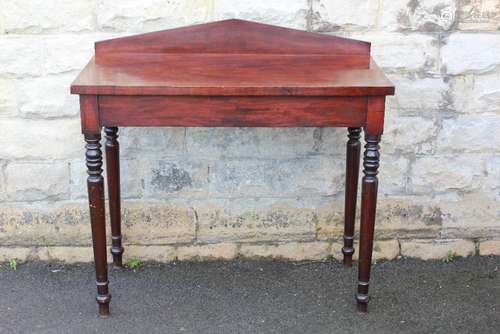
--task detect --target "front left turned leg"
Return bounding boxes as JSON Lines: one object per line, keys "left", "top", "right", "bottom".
{"left": 356, "top": 133, "right": 381, "bottom": 313}
{"left": 105, "top": 127, "right": 124, "bottom": 267}
{"left": 85, "top": 133, "right": 111, "bottom": 316}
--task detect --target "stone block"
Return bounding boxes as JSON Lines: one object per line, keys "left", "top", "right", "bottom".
{"left": 381, "top": 116, "right": 437, "bottom": 154}
{"left": 15, "top": 74, "right": 80, "bottom": 118}
{"left": 479, "top": 240, "right": 500, "bottom": 256}
{"left": 97, "top": 0, "right": 212, "bottom": 32}
{"left": 439, "top": 193, "right": 500, "bottom": 238}
{"left": 441, "top": 33, "right": 500, "bottom": 75}
{"left": 195, "top": 198, "right": 318, "bottom": 243}
{"left": 450, "top": 72, "right": 500, "bottom": 114}
{"left": 400, "top": 239, "right": 475, "bottom": 260}
{"left": 385, "top": 73, "right": 449, "bottom": 115}
{"left": 121, "top": 202, "right": 196, "bottom": 244}
{"left": 2, "top": 0, "right": 95, "bottom": 33}
{"left": 239, "top": 241, "right": 330, "bottom": 261}
{"left": 436, "top": 115, "right": 500, "bottom": 153}
{"left": 176, "top": 243, "right": 239, "bottom": 261}
{"left": 213, "top": 0, "right": 308, "bottom": 29}
{"left": 311, "top": 0, "right": 380, "bottom": 31}
{"left": 186, "top": 128, "right": 319, "bottom": 159}
{"left": 5, "top": 161, "right": 69, "bottom": 201}
{"left": 143, "top": 159, "right": 209, "bottom": 199}
{"left": 209, "top": 156, "right": 344, "bottom": 198}
{"left": 380, "top": 0, "right": 457, "bottom": 32}
{"left": 120, "top": 127, "right": 186, "bottom": 159}
{"left": 316, "top": 196, "right": 443, "bottom": 241}
{"left": 457, "top": 0, "right": 500, "bottom": 30}
{"left": 0, "top": 119, "right": 82, "bottom": 160}
{"left": 0, "top": 36, "right": 43, "bottom": 76}
{"left": 411, "top": 155, "right": 484, "bottom": 193}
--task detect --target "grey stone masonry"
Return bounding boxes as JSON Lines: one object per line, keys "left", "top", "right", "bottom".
{"left": 0, "top": 0, "right": 499, "bottom": 261}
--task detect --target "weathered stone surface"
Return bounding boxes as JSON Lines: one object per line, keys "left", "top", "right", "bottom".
{"left": 400, "top": 239, "right": 475, "bottom": 260}
{"left": 0, "top": 119, "right": 82, "bottom": 160}
{"left": 382, "top": 117, "right": 437, "bottom": 154}
{"left": 195, "top": 199, "right": 318, "bottom": 243}
{"left": 121, "top": 202, "right": 196, "bottom": 244}
{"left": 5, "top": 161, "right": 69, "bottom": 201}
{"left": 485, "top": 155, "right": 500, "bottom": 190}
{"left": 120, "top": 128, "right": 186, "bottom": 159}
{"left": 439, "top": 194, "right": 500, "bottom": 238}
{"left": 316, "top": 196, "right": 443, "bottom": 241}
{"left": 0, "top": 204, "right": 92, "bottom": 246}
{"left": 436, "top": 116, "right": 500, "bottom": 153}
{"left": 213, "top": 0, "right": 308, "bottom": 29}
{"left": 42, "top": 34, "right": 115, "bottom": 75}
{"left": 186, "top": 128, "right": 319, "bottom": 159}
{"left": 143, "top": 159, "right": 209, "bottom": 199}
{"left": 348, "top": 32, "right": 439, "bottom": 73}
{"left": 441, "top": 33, "right": 500, "bottom": 75}
{"left": 0, "top": 78, "right": 17, "bottom": 117}
{"left": 411, "top": 155, "right": 484, "bottom": 193}
{"left": 311, "top": 0, "right": 379, "bottom": 31}
{"left": 15, "top": 74, "right": 80, "bottom": 118}
{"left": 239, "top": 241, "right": 330, "bottom": 261}
{"left": 378, "top": 155, "right": 410, "bottom": 196}
{"left": 2, "top": 0, "right": 95, "bottom": 33}
{"left": 209, "top": 156, "right": 344, "bottom": 198}
{"left": 1, "top": 2, "right": 500, "bottom": 260}
{"left": 0, "top": 202, "right": 196, "bottom": 246}
{"left": 0, "top": 36, "right": 43, "bottom": 76}
{"left": 479, "top": 240, "right": 500, "bottom": 256}
{"left": 125, "top": 245, "right": 177, "bottom": 262}
{"left": 380, "top": 0, "right": 457, "bottom": 32}
{"left": 97, "top": 0, "right": 213, "bottom": 32}
{"left": 457, "top": 0, "right": 500, "bottom": 30}
{"left": 385, "top": 74, "right": 449, "bottom": 115}
{"left": 176, "top": 243, "right": 239, "bottom": 261}
{"left": 0, "top": 247, "right": 33, "bottom": 262}
{"left": 450, "top": 72, "right": 500, "bottom": 114}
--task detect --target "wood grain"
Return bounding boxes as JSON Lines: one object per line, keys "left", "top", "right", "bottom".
{"left": 99, "top": 96, "right": 368, "bottom": 128}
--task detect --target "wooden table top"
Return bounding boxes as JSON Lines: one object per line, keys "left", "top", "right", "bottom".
{"left": 71, "top": 19, "right": 394, "bottom": 97}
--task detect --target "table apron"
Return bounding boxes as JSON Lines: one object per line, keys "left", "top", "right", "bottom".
{"left": 98, "top": 95, "right": 367, "bottom": 127}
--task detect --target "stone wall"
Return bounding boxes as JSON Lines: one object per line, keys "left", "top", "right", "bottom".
{"left": 0, "top": 0, "right": 499, "bottom": 263}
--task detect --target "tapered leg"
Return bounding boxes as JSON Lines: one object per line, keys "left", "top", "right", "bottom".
{"left": 356, "top": 133, "right": 381, "bottom": 313}
{"left": 342, "top": 127, "right": 361, "bottom": 267}
{"left": 105, "top": 127, "right": 124, "bottom": 267}
{"left": 85, "top": 133, "right": 111, "bottom": 316}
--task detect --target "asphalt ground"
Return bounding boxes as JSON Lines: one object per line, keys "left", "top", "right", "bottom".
{"left": 0, "top": 256, "right": 498, "bottom": 333}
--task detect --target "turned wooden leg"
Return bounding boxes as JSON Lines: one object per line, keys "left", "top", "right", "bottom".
{"left": 356, "top": 133, "right": 381, "bottom": 313}
{"left": 105, "top": 127, "right": 124, "bottom": 267}
{"left": 342, "top": 127, "right": 361, "bottom": 267}
{"left": 85, "top": 132, "right": 111, "bottom": 316}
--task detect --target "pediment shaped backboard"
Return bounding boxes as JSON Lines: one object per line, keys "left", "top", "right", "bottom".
{"left": 95, "top": 19, "right": 371, "bottom": 68}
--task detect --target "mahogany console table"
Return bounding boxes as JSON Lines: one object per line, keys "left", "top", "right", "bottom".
{"left": 71, "top": 19, "right": 394, "bottom": 316}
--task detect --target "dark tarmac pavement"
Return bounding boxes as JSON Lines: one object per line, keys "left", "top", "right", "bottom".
{"left": 0, "top": 256, "right": 499, "bottom": 334}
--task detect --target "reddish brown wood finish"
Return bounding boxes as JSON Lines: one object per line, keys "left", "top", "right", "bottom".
{"left": 99, "top": 96, "right": 367, "bottom": 128}
{"left": 105, "top": 127, "right": 123, "bottom": 267}
{"left": 85, "top": 133, "right": 111, "bottom": 316}
{"left": 72, "top": 19, "right": 395, "bottom": 316}
{"left": 342, "top": 127, "right": 361, "bottom": 267}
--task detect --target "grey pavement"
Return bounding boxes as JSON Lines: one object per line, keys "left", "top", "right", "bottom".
{"left": 0, "top": 256, "right": 499, "bottom": 334}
